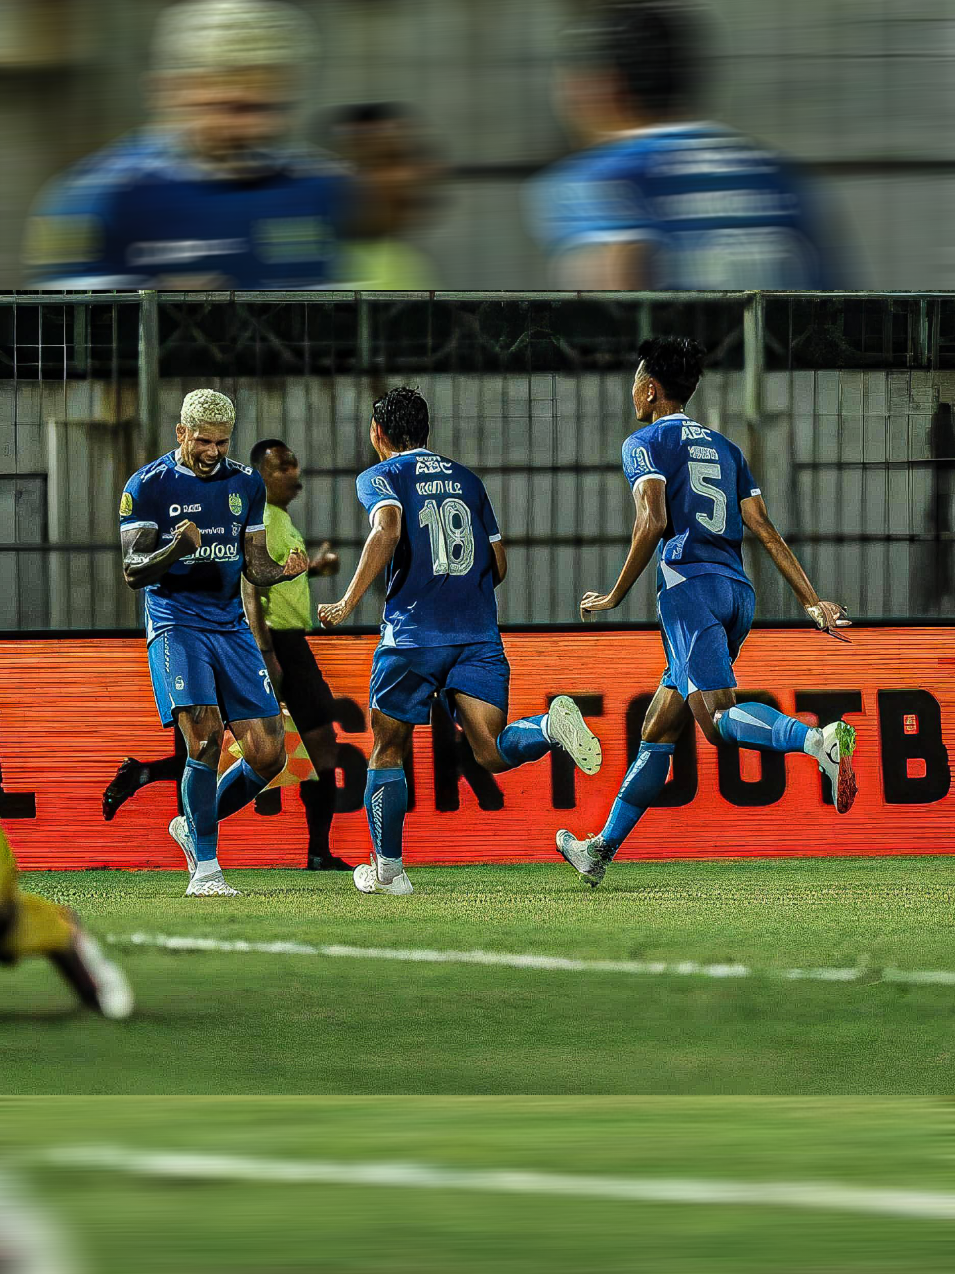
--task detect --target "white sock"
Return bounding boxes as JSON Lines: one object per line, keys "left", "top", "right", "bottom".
{"left": 193, "top": 858, "right": 221, "bottom": 880}
{"left": 377, "top": 855, "right": 403, "bottom": 884}
{"left": 540, "top": 712, "right": 552, "bottom": 744}
{"left": 803, "top": 727, "right": 824, "bottom": 757}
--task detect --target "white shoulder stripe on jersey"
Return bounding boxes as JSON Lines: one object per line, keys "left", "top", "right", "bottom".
{"left": 368, "top": 497, "right": 403, "bottom": 525}
{"left": 120, "top": 520, "right": 158, "bottom": 531}
{"left": 489, "top": 532, "right": 502, "bottom": 543}
{"left": 633, "top": 473, "right": 666, "bottom": 490}
{"left": 245, "top": 523, "right": 266, "bottom": 534}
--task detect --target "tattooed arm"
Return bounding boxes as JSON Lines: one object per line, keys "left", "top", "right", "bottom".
{"left": 243, "top": 528, "right": 308, "bottom": 588}
{"left": 121, "top": 520, "right": 200, "bottom": 589}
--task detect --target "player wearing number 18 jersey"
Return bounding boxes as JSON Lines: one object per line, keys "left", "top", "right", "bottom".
{"left": 558, "top": 337, "right": 858, "bottom": 887}
{"left": 318, "top": 387, "right": 602, "bottom": 895}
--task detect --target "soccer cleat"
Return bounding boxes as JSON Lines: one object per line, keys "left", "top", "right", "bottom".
{"left": 169, "top": 815, "right": 197, "bottom": 876}
{"left": 556, "top": 829, "right": 610, "bottom": 887}
{"left": 813, "top": 720, "right": 858, "bottom": 814}
{"left": 185, "top": 870, "right": 242, "bottom": 898}
{"left": 307, "top": 853, "right": 354, "bottom": 872}
{"left": 547, "top": 696, "right": 602, "bottom": 776}
{"left": 102, "top": 757, "right": 144, "bottom": 821}
{"left": 50, "top": 924, "right": 135, "bottom": 1020}
{"left": 354, "top": 853, "right": 413, "bottom": 896}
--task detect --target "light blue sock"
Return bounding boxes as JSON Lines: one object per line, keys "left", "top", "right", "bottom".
{"left": 216, "top": 757, "right": 270, "bottom": 822}
{"left": 496, "top": 713, "right": 550, "bottom": 768}
{"left": 182, "top": 757, "right": 218, "bottom": 863}
{"left": 716, "top": 702, "right": 811, "bottom": 753}
{"left": 364, "top": 768, "right": 408, "bottom": 873}
{"left": 600, "top": 742, "right": 674, "bottom": 855}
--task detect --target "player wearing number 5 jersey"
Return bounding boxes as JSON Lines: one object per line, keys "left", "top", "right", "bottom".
{"left": 318, "top": 386, "right": 602, "bottom": 895}
{"left": 558, "top": 337, "right": 858, "bottom": 888}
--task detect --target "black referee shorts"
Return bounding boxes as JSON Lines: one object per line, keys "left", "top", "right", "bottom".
{"left": 271, "top": 628, "right": 336, "bottom": 734}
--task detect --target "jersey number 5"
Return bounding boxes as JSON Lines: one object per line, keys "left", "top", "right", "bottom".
{"left": 419, "top": 498, "right": 475, "bottom": 576}
{"left": 688, "top": 461, "right": 727, "bottom": 534}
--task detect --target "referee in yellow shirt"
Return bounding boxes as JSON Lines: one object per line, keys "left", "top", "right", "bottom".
{"left": 243, "top": 439, "right": 351, "bottom": 871}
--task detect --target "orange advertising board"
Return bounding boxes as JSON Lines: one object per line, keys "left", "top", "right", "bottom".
{"left": 0, "top": 629, "right": 952, "bottom": 869}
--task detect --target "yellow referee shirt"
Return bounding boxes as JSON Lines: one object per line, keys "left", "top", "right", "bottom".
{"left": 261, "top": 503, "right": 311, "bottom": 630}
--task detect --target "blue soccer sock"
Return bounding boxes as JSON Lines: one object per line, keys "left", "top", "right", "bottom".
{"left": 716, "top": 702, "right": 811, "bottom": 753}
{"left": 495, "top": 713, "right": 551, "bottom": 769}
{"left": 181, "top": 757, "right": 219, "bottom": 863}
{"left": 364, "top": 768, "right": 408, "bottom": 881}
{"left": 216, "top": 757, "right": 271, "bottom": 822}
{"left": 600, "top": 742, "right": 674, "bottom": 855}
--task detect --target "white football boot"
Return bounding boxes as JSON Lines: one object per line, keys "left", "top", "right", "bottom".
{"left": 354, "top": 852, "right": 413, "bottom": 896}
{"left": 168, "top": 815, "right": 197, "bottom": 876}
{"left": 556, "top": 829, "right": 611, "bottom": 888}
{"left": 72, "top": 929, "right": 136, "bottom": 1020}
{"left": 186, "top": 870, "right": 242, "bottom": 898}
{"left": 808, "top": 720, "right": 858, "bottom": 814}
{"left": 547, "top": 696, "right": 602, "bottom": 776}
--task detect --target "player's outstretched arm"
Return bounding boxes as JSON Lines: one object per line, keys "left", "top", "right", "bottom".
{"left": 580, "top": 478, "right": 667, "bottom": 621}
{"left": 121, "top": 521, "right": 200, "bottom": 590}
{"left": 741, "top": 495, "right": 851, "bottom": 640}
{"left": 318, "top": 506, "right": 402, "bottom": 628}
{"left": 243, "top": 529, "right": 308, "bottom": 588}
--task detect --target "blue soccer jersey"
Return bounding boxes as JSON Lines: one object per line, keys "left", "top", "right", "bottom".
{"left": 24, "top": 131, "right": 354, "bottom": 289}
{"left": 120, "top": 451, "right": 266, "bottom": 641}
{"left": 623, "top": 413, "right": 760, "bottom": 593}
{"left": 527, "top": 122, "right": 833, "bottom": 289}
{"left": 356, "top": 448, "right": 502, "bottom": 648}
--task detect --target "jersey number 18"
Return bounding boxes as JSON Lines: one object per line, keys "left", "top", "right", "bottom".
{"left": 419, "top": 498, "right": 475, "bottom": 576}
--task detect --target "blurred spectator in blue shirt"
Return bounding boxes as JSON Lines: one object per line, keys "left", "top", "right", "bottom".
{"left": 527, "top": 2, "right": 844, "bottom": 291}
{"left": 24, "top": 0, "right": 356, "bottom": 290}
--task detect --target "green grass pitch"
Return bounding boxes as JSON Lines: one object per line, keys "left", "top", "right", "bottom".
{"left": 2, "top": 857, "right": 954, "bottom": 1094}
{"left": 1, "top": 1097, "right": 953, "bottom": 1272}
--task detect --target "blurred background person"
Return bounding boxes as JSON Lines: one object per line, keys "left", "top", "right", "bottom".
{"left": 527, "top": 1, "right": 847, "bottom": 290}
{"left": 325, "top": 103, "right": 443, "bottom": 290}
{"left": 22, "top": 0, "right": 357, "bottom": 289}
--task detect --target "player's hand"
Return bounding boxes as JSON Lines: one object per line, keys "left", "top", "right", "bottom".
{"left": 172, "top": 519, "right": 201, "bottom": 555}
{"left": 317, "top": 599, "right": 353, "bottom": 629}
{"left": 309, "top": 541, "right": 340, "bottom": 577}
{"left": 806, "top": 599, "right": 852, "bottom": 642}
{"left": 283, "top": 548, "right": 309, "bottom": 579}
{"left": 580, "top": 590, "right": 617, "bottom": 622}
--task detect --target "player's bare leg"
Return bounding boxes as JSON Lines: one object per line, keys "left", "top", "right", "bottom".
{"left": 699, "top": 690, "right": 858, "bottom": 815}
{"left": 299, "top": 724, "right": 351, "bottom": 871}
{"left": 452, "top": 692, "right": 601, "bottom": 776}
{"left": 354, "top": 709, "right": 414, "bottom": 896}
{"left": 557, "top": 686, "right": 688, "bottom": 886}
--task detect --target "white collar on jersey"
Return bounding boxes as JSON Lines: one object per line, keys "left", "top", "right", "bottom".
{"left": 173, "top": 447, "right": 221, "bottom": 477}
{"left": 655, "top": 413, "right": 691, "bottom": 425}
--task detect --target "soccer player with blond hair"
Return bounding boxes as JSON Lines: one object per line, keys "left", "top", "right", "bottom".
{"left": 120, "top": 389, "right": 307, "bottom": 896}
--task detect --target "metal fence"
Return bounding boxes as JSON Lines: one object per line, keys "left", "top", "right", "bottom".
{"left": 2, "top": 290, "right": 955, "bottom": 631}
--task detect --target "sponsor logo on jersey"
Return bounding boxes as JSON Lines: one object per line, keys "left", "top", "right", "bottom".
{"left": 681, "top": 424, "right": 712, "bottom": 441}
{"left": 126, "top": 238, "right": 247, "bottom": 267}
{"left": 183, "top": 542, "right": 240, "bottom": 563}
{"left": 175, "top": 676, "right": 185, "bottom": 690}
{"left": 229, "top": 493, "right": 243, "bottom": 516}
{"left": 371, "top": 475, "right": 397, "bottom": 498}
{"left": 169, "top": 503, "right": 201, "bottom": 516}
{"left": 120, "top": 491, "right": 133, "bottom": 517}
{"left": 415, "top": 455, "right": 453, "bottom": 476}
{"left": 232, "top": 523, "right": 242, "bottom": 537}
{"left": 688, "top": 445, "right": 719, "bottom": 461}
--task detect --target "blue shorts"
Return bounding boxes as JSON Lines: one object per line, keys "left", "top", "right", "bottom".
{"left": 658, "top": 574, "right": 756, "bottom": 699}
{"left": 147, "top": 624, "right": 280, "bottom": 728}
{"left": 370, "top": 641, "right": 511, "bottom": 725}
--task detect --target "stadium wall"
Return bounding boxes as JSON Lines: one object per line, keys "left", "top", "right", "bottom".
{"left": 1, "top": 628, "right": 951, "bottom": 869}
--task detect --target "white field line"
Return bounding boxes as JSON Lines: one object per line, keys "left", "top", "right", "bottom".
{"left": 34, "top": 1146, "right": 955, "bottom": 1222}
{"left": 106, "top": 931, "right": 955, "bottom": 987}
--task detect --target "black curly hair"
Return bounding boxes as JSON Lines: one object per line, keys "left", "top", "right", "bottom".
{"left": 637, "top": 335, "right": 706, "bottom": 403}
{"left": 372, "top": 386, "right": 430, "bottom": 450}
